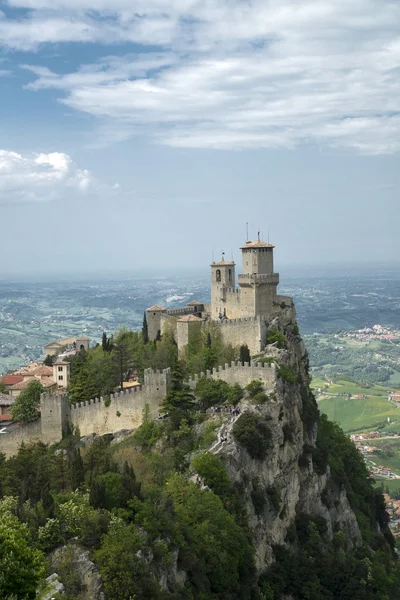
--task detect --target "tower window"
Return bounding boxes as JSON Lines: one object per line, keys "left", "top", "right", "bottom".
{"left": 228, "top": 269, "right": 232, "bottom": 282}
{"left": 216, "top": 269, "right": 221, "bottom": 282}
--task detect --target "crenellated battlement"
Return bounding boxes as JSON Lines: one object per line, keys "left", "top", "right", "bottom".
{"left": 166, "top": 306, "right": 196, "bottom": 316}
{"left": 186, "top": 360, "right": 276, "bottom": 389}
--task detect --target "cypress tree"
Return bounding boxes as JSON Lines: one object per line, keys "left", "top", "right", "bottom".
{"left": 71, "top": 448, "right": 85, "bottom": 490}
{"left": 142, "top": 312, "right": 149, "bottom": 344}
{"left": 239, "top": 344, "right": 251, "bottom": 364}
{"left": 102, "top": 332, "right": 108, "bottom": 352}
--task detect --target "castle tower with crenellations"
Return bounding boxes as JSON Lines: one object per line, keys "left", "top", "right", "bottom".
{"left": 147, "top": 235, "right": 291, "bottom": 356}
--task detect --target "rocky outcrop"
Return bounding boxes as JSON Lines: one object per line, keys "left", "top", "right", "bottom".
{"left": 210, "top": 311, "right": 361, "bottom": 571}
{"left": 49, "top": 541, "right": 106, "bottom": 600}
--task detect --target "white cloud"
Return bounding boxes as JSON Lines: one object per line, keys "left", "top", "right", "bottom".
{"left": 0, "top": 149, "right": 94, "bottom": 203}
{"left": 3, "top": 0, "right": 400, "bottom": 153}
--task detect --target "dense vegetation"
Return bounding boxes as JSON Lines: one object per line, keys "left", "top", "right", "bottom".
{"left": 1, "top": 355, "right": 399, "bottom": 599}
{"left": 67, "top": 319, "right": 243, "bottom": 403}
{"left": 2, "top": 320, "right": 400, "bottom": 599}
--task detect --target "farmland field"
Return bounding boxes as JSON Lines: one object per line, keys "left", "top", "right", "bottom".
{"left": 315, "top": 379, "right": 400, "bottom": 433}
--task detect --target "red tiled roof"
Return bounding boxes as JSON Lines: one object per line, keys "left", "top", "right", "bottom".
{"left": 147, "top": 305, "right": 166, "bottom": 312}
{"left": 1, "top": 375, "right": 23, "bottom": 385}
{"left": 10, "top": 378, "right": 56, "bottom": 391}
{"left": 178, "top": 315, "right": 202, "bottom": 322}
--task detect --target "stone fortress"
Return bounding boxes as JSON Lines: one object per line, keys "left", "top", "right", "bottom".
{"left": 147, "top": 236, "right": 292, "bottom": 355}
{"left": 0, "top": 236, "right": 293, "bottom": 456}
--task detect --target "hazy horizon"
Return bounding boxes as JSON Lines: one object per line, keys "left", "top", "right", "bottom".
{"left": 1, "top": 261, "right": 400, "bottom": 283}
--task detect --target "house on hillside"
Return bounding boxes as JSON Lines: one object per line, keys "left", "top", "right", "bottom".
{"left": 0, "top": 394, "right": 13, "bottom": 421}
{"left": 5, "top": 362, "right": 70, "bottom": 398}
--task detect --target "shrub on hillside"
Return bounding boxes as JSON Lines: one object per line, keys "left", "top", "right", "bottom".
{"left": 195, "top": 378, "right": 230, "bottom": 410}
{"left": 277, "top": 365, "right": 298, "bottom": 384}
{"left": 250, "top": 391, "right": 269, "bottom": 405}
{"left": 232, "top": 412, "right": 272, "bottom": 459}
{"left": 192, "top": 452, "right": 231, "bottom": 496}
{"left": 266, "top": 328, "right": 286, "bottom": 349}
{"left": 246, "top": 380, "right": 264, "bottom": 398}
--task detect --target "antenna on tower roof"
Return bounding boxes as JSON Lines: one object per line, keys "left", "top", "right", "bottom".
{"left": 257, "top": 231, "right": 260, "bottom": 241}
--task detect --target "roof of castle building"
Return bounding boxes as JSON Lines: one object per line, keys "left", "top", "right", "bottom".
{"left": 240, "top": 240, "right": 275, "bottom": 249}
{"left": 1, "top": 375, "right": 24, "bottom": 386}
{"left": 211, "top": 261, "right": 235, "bottom": 266}
{"left": 9, "top": 378, "right": 57, "bottom": 391}
{"left": 54, "top": 361, "right": 69, "bottom": 366}
{"left": 186, "top": 300, "right": 204, "bottom": 306}
{"left": 25, "top": 365, "right": 53, "bottom": 377}
{"left": 178, "top": 315, "right": 202, "bottom": 322}
{"left": 147, "top": 305, "right": 167, "bottom": 312}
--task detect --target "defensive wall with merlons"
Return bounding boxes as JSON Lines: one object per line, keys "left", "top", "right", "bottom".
{"left": 0, "top": 362, "right": 276, "bottom": 456}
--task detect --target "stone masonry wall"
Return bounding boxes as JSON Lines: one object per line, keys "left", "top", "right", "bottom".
{"left": 207, "top": 317, "right": 263, "bottom": 355}
{"left": 186, "top": 361, "right": 276, "bottom": 389}
{"left": 0, "top": 369, "right": 170, "bottom": 457}
{"left": 70, "top": 369, "right": 169, "bottom": 437}
{"left": 0, "top": 420, "right": 42, "bottom": 456}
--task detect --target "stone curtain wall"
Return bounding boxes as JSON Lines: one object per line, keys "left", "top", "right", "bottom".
{"left": 0, "top": 361, "right": 278, "bottom": 456}
{"left": 186, "top": 361, "right": 276, "bottom": 389}
{"left": 70, "top": 369, "right": 169, "bottom": 437}
{"left": 0, "top": 369, "right": 170, "bottom": 457}
{"left": 0, "top": 420, "right": 42, "bottom": 456}
{"left": 212, "top": 317, "right": 264, "bottom": 355}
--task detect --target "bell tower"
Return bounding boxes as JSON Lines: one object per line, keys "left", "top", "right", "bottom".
{"left": 210, "top": 254, "right": 236, "bottom": 320}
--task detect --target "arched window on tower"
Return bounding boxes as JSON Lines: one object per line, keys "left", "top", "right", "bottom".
{"left": 228, "top": 269, "right": 232, "bottom": 282}
{"left": 216, "top": 269, "right": 221, "bottom": 282}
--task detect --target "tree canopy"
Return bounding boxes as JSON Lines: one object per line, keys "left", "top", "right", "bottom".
{"left": 10, "top": 380, "right": 44, "bottom": 424}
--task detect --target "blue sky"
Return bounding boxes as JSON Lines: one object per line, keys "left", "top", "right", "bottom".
{"left": 0, "top": 0, "right": 399, "bottom": 276}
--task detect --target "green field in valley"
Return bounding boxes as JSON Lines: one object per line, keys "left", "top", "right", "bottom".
{"left": 314, "top": 378, "right": 400, "bottom": 433}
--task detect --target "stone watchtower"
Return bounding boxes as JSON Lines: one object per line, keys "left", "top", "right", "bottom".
{"left": 210, "top": 238, "right": 280, "bottom": 320}
{"left": 238, "top": 239, "right": 279, "bottom": 317}
{"left": 210, "top": 256, "right": 236, "bottom": 319}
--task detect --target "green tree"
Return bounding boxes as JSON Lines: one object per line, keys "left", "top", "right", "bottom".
{"left": 192, "top": 452, "right": 231, "bottom": 495}
{"left": 94, "top": 521, "right": 161, "bottom": 600}
{"left": 232, "top": 412, "right": 272, "bottom": 459}
{"left": 10, "top": 380, "right": 44, "bottom": 424}
{"left": 142, "top": 312, "right": 149, "bottom": 344}
{"left": 195, "top": 377, "right": 230, "bottom": 410}
{"left": 70, "top": 448, "right": 84, "bottom": 490}
{"left": 239, "top": 344, "right": 251, "bottom": 364}
{"left": 162, "top": 362, "right": 195, "bottom": 413}
{"left": 102, "top": 332, "right": 112, "bottom": 353}
{"left": 266, "top": 327, "right": 286, "bottom": 348}
{"left": 0, "top": 498, "right": 46, "bottom": 599}
{"left": 0, "top": 381, "right": 9, "bottom": 394}
{"left": 246, "top": 379, "right": 264, "bottom": 398}
{"left": 43, "top": 354, "right": 54, "bottom": 366}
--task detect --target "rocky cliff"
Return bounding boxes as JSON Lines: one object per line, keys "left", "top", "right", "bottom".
{"left": 209, "top": 306, "right": 362, "bottom": 572}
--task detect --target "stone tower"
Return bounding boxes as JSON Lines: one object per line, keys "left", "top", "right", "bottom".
{"left": 210, "top": 256, "right": 236, "bottom": 319}
{"left": 238, "top": 239, "right": 279, "bottom": 316}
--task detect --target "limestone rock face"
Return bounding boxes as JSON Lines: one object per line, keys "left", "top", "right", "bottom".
{"left": 49, "top": 542, "right": 106, "bottom": 600}
{"left": 212, "top": 311, "right": 361, "bottom": 571}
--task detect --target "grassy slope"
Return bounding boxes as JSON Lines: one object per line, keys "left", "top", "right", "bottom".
{"left": 314, "top": 379, "right": 400, "bottom": 433}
